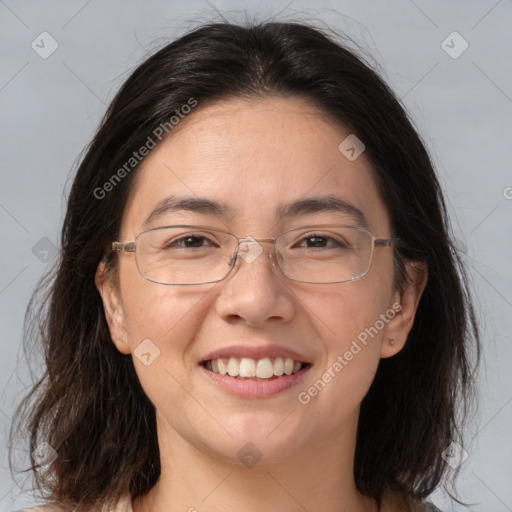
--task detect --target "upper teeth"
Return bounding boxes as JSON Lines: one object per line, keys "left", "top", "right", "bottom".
{"left": 206, "top": 357, "right": 303, "bottom": 379}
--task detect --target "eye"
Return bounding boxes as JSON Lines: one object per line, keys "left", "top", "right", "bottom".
{"left": 164, "top": 234, "right": 219, "bottom": 249}
{"left": 295, "top": 234, "right": 349, "bottom": 249}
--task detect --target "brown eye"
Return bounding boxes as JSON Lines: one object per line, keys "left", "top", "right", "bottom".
{"left": 295, "top": 235, "right": 349, "bottom": 249}
{"left": 170, "top": 236, "right": 210, "bottom": 248}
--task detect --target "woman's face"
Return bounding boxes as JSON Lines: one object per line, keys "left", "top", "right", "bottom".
{"left": 97, "top": 96, "right": 421, "bottom": 465}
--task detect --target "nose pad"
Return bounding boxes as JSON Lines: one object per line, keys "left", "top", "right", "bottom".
{"left": 269, "top": 251, "right": 279, "bottom": 268}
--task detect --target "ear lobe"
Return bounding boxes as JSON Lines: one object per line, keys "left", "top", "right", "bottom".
{"left": 95, "top": 260, "right": 131, "bottom": 355}
{"left": 380, "top": 261, "right": 428, "bottom": 358}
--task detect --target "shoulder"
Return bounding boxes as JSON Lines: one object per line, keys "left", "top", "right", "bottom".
{"left": 14, "top": 506, "right": 65, "bottom": 512}
{"left": 381, "top": 490, "right": 443, "bottom": 512}
{"left": 15, "top": 494, "right": 133, "bottom": 512}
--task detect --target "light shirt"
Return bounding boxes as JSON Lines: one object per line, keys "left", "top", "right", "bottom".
{"left": 17, "top": 491, "right": 442, "bottom": 511}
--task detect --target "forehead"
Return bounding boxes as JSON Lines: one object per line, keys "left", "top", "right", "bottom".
{"left": 120, "top": 96, "right": 390, "bottom": 236}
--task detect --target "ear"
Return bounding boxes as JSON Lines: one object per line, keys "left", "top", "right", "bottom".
{"left": 95, "top": 259, "right": 131, "bottom": 355}
{"left": 380, "top": 261, "right": 428, "bottom": 358}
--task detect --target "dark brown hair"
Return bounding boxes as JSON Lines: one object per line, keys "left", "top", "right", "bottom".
{"left": 10, "top": 20, "right": 480, "bottom": 511}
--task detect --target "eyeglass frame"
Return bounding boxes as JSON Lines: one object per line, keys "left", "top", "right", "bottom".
{"left": 111, "top": 224, "right": 400, "bottom": 285}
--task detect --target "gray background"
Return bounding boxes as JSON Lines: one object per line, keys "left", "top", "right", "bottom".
{"left": 1, "top": 1, "right": 511, "bottom": 510}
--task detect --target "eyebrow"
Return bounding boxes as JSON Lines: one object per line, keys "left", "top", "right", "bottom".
{"left": 141, "top": 194, "right": 367, "bottom": 229}
{"left": 142, "top": 196, "right": 234, "bottom": 228}
{"left": 276, "top": 196, "right": 367, "bottom": 227}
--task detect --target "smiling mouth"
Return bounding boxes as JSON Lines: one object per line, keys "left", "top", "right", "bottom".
{"left": 202, "top": 356, "right": 310, "bottom": 380}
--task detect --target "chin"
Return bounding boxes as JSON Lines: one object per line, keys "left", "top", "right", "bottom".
{"left": 197, "top": 418, "right": 312, "bottom": 466}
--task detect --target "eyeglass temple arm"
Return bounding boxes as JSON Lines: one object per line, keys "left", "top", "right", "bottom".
{"left": 112, "top": 241, "right": 136, "bottom": 252}
{"left": 375, "top": 237, "right": 400, "bottom": 248}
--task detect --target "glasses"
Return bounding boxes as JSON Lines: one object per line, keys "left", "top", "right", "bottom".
{"left": 111, "top": 224, "right": 399, "bottom": 285}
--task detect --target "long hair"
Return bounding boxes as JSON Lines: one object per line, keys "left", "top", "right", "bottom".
{"left": 10, "top": 21, "right": 480, "bottom": 511}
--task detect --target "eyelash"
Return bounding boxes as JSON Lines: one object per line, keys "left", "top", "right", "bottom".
{"left": 167, "top": 234, "right": 347, "bottom": 249}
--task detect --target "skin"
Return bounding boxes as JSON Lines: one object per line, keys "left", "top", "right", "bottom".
{"left": 96, "top": 96, "right": 427, "bottom": 512}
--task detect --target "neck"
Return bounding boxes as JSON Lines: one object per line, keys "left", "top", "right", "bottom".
{"left": 133, "top": 410, "right": 377, "bottom": 512}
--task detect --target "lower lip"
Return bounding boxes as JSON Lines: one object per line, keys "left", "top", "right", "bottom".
{"left": 200, "top": 365, "right": 311, "bottom": 399}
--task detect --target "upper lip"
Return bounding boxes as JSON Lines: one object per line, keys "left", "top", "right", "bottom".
{"left": 201, "top": 344, "right": 312, "bottom": 364}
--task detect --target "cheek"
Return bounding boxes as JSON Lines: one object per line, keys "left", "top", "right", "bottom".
{"left": 120, "top": 280, "right": 216, "bottom": 410}
{"left": 119, "top": 265, "right": 213, "bottom": 360}
{"left": 296, "top": 285, "right": 387, "bottom": 429}
{"left": 296, "top": 273, "right": 393, "bottom": 391}
{"left": 302, "top": 276, "right": 393, "bottom": 347}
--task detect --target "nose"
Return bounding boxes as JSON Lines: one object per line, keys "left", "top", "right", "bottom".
{"left": 215, "top": 238, "right": 295, "bottom": 327}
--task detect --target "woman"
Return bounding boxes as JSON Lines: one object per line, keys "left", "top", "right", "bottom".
{"left": 11, "top": 20, "right": 480, "bottom": 512}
